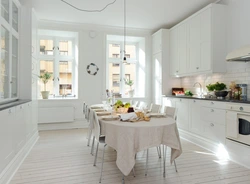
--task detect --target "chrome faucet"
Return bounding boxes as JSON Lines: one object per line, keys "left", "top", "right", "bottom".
{"left": 193, "top": 82, "right": 203, "bottom": 97}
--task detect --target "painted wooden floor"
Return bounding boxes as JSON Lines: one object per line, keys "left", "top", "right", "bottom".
{"left": 10, "top": 129, "right": 250, "bottom": 184}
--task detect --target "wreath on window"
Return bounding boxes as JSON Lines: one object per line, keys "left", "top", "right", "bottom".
{"left": 86, "top": 63, "right": 99, "bottom": 75}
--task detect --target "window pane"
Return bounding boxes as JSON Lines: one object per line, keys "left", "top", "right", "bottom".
{"left": 59, "top": 40, "right": 72, "bottom": 56}
{"left": 59, "top": 61, "right": 72, "bottom": 95}
{"left": 12, "top": 2, "right": 18, "bottom": 32}
{"left": 1, "top": 0, "right": 9, "bottom": 23}
{"left": 40, "top": 40, "right": 54, "bottom": 55}
{"left": 11, "top": 36, "right": 18, "bottom": 98}
{"left": 124, "top": 64, "right": 136, "bottom": 95}
{"left": 108, "top": 63, "right": 120, "bottom": 93}
{"left": 0, "top": 26, "right": 10, "bottom": 99}
{"left": 40, "top": 60, "right": 54, "bottom": 95}
{"left": 125, "top": 45, "right": 136, "bottom": 60}
{"left": 109, "top": 44, "right": 120, "bottom": 58}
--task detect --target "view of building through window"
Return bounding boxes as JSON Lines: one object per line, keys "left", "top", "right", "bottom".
{"left": 39, "top": 37, "right": 75, "bottom": 97}
{"left": 107, "top": 42, "right": 137, "bottom": 96}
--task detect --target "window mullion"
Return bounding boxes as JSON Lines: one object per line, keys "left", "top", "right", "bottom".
{"left": 54, "top": 38, "right": 59, "bottom": 96}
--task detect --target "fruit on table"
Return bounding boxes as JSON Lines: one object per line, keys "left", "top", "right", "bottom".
{"left": 185, "top": 90, "right": 193, "bottom": 96}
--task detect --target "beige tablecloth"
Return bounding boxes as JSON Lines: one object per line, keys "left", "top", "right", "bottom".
{"left": 99, "top": 117, "right": 182, "bottom": 176}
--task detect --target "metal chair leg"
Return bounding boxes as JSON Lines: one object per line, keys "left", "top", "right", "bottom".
{"left": 145, "top": 149, "right": 149, "bottom": 176}
{"left": 158, "top": 145, "right": 161, "bottom": 158}
{"left": 87, "top": 128, "right": 92, "bottom": 146}
{"left": 99, "top": 144, "right": 107, "bottom": 183}
{"left": 133, "top": 167, "right": 136, "bottom": 177}
{"left": 122, "top": 175, "right": 125, "bottom": 184}
{"left": 174, "top": 160, "right": 178, "bottom": 172}
{"left": 91, "top": 136, "right": 95, "bottom": 155}
{"left": 163, "top": 145, "right": 167, "bottom": 178}
{"left": 93, "top": 142, "right": 99, "bottom": 166}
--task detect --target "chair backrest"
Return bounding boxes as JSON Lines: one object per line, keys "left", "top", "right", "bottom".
{"left": 85, "top": 104, "right": 89, "bottom": 120}
{"left": 149, "top": 103, "right": 162, "bottom": 113}
{"left": 138, "top": 101, "right": 148, "bottom": 109}
{"left": 132, "top": 101, "right": 139, "bottom": 107}
{"left": 92, "top": 111, "right": 101, "bottom": 139}
{"left": 164, "top": 106, "right": 177, "bottom": 120}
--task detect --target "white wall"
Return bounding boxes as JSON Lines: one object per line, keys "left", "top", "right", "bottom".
{"left": 181, "top": 0, "right": 250, "bottom": 98}
{"left": 37, "top": 20, "right": 153, "bottom": 128}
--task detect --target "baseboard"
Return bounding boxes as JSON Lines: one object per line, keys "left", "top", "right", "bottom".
{"left": 38, "top": 119, "right": 88, "bottom": 131}
{"left": 0, "top": 131, "right": 39, "bottom": 184}
{"left": 179, "top": 129, "right": 222, "bottom": 154}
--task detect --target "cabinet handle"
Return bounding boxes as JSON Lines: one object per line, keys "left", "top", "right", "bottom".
{"left": 193, "top": 100, "right": 196, "bottom": 102}
{"left": 210, "top": 123, "right": 214, "bottom": 127}
{"left": 196, "top": 67, "right": 199, "bottom": 69}
{"left": 8, "top": 109, "right": 12, "bottom": 114}
{"left": 240, "top": 107, "right": 244, "bottom": 111}
{"left": 180, "top": 99, "right": 182, "bottom": 102}
{"left": 211, "top": 109, "right": 214, "bottom": 112}
{"left": 211, "top": 102, "right": 214, "bottom": 105}
{"left": 176, "top": 71, "right": 178, "bottom": 73}
{"left": 20, "top": 106, "right": 22, "bottom": 109}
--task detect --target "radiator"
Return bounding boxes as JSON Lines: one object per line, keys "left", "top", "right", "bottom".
{"left": 38, "top": 107, "right": 74, "bottom": 123}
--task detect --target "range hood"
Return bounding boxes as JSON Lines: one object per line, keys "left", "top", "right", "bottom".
{"left": 226, "top": 45, "right": 250, "bottom": 62}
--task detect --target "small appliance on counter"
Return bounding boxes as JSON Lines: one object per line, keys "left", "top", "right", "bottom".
{"left": 235, "top": 84, "right": 247, "bottom": 101}
{"left": 172, "top": 88, "right": 184, "bottom": 96}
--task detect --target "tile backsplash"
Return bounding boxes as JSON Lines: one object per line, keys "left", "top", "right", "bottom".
{"left": 180, "top": 67, "right": 250, "bottom": 100}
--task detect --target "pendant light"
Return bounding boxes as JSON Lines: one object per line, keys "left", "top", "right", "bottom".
{"left": 122, "top": 0, "right": 127, "bottom": 64}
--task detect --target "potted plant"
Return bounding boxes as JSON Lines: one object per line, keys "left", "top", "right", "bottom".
{"left": 206, "top": 82, "right": 228, "bottom": 98}
{"left": 124, "top": 78, "right": 134, "bottom": 97}
{"left": 39, "top": 71, "right": 52, "bottom": 99}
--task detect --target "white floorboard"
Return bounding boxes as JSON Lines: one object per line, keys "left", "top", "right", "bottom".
{"left": 9, "top": 129, "right": 250, "bottom": 184}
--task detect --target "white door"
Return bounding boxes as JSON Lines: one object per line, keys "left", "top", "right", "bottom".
{"left": 178, "top": 23, "right": 187, "bottom": 75}
{"left": 170, "top": 28, "right": 179, "bottom": 76}
{"left": 175, "top": 98, "right": 189, "bottom": 130}
{"left": 188, "top": 14, "right": 201, "bottom": 73}
{"left": 189, "top": 99, "right": 202, "bottom": 135}
{"left": 200, "top": 8, "right": 212, "bottom": 72}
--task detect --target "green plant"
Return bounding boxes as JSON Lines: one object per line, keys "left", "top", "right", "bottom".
{"left": 184, "top": 90, "right": 193, "bottom": 96}
{"left": 39, "top": 71, "right": 52, "bottom": 91}
{"left": 206, "top": 82, "right": 226, "bottom": 91}
{"left": 123, "top": 78, "right": 134, "bottom": 87}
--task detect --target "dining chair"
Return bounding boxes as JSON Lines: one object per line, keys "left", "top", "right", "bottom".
{"left": 148, "top": 103, "right": 162, "bottom": 113}
{"left": 92, "top": 111, "right": 107, "bottom": 183}
{"left": 138, "top": 101, "right": 148, "bottom": 110}
{"left": 145, "top": 106, "right": 178, "bottom": 176}
{"left": 87, "top": 107, "right": 95, "bottom": 147}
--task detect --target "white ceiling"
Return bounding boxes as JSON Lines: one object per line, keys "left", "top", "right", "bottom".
{"left": 33, "top": 0, "right": 219, "bottom": 30}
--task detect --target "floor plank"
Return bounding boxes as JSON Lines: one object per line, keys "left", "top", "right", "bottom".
{"left": 10, "top": 129, "right": 250, "bottom": 184}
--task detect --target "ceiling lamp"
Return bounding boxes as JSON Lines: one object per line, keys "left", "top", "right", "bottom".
{"left": 122, "top": 0, "right": 127, "bottom": 64}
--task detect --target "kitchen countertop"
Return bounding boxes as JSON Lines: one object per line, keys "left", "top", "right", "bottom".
{"left": 0, "top": 99, "right": 32, "bottom": 111}
{"left": 163, "top": 95, "right": 250, "bottom": 104}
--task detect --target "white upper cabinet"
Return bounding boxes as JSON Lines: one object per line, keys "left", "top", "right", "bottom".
{"left": 170, "top": 3, "right": 226, "bottom": 77}
{"left": 152, "top": 31, "right": 162, "bottom": 55}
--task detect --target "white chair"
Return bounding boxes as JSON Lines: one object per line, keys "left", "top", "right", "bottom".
{"left": 138, "top": 101, "right": 148, "bottom": 110}
{"left": 148, "top": 103, "right": 161, "bottom": 113}
{"left": 92, "top": 111, "right": 107, "bottom": 183}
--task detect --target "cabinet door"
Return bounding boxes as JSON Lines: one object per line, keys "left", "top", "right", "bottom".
{"left": 14, "top": 105, "right": 26, "bottom": 153}
{"left": 170, "top": 28, "right": 179, "bottom": 76}
{"left": 203, "top": 121, "right": 225, "bottom": 144}
{"left": 200, "top": 8, "right": 212, "bottom": 71}
{"left": 175, "top": 98, "right": 189, "bottom": 130}
{"left": 178, "top": 23, "right": 187, "bottom": 75}
{"left": 0, "top": 108, "right": 15, "bottom": 173}
{"left": 153, "top": 53, "right": 162, "bottom": 104}
{"left": 188, "top": 15, "right": 201, "bottom": 73}
{"left": 189, "top": 99, "right": 202, "bottom": 135}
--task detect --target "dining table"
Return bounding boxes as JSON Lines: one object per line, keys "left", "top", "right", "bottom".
{"left": 98, "top": 114, "right": 182, "bottom": 176}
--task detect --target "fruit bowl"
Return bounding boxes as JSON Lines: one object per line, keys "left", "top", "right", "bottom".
{"left": 214, "top": 91, "right": 228, "bottom": 98}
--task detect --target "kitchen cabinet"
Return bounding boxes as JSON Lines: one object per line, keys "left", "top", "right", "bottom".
{"left": 0, "top": 108, "right": 15, "bottom": 173}
{"left": 189, "top": 99, "right": 202, "bottom": 135}
{"left": 152, "top": 29, "right": 181, "bottom": 102}
{"left": 170, "top": 3, "right": 226, "bottom": 77}
{"left": 175, "top": 98, "right": 189, "bottom": 130}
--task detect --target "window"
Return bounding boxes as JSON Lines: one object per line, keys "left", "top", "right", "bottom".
{"left": 0, "top": 0, "right": 19, "bottom": 104}
{"left": 107, "top": 38, "right": 141, "bottom": 97}
{"left": 39, "top": 35, "right": 77, "bottom": 98}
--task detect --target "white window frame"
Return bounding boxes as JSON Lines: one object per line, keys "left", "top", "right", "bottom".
{"left": 106, "top": 41, "right": 139, "bottom": 97}
{"left": 38, "top": 35, "right": 76, "bottom": 98}
{"left": 0, "top": 0, "right": 20, "bottom": 104}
